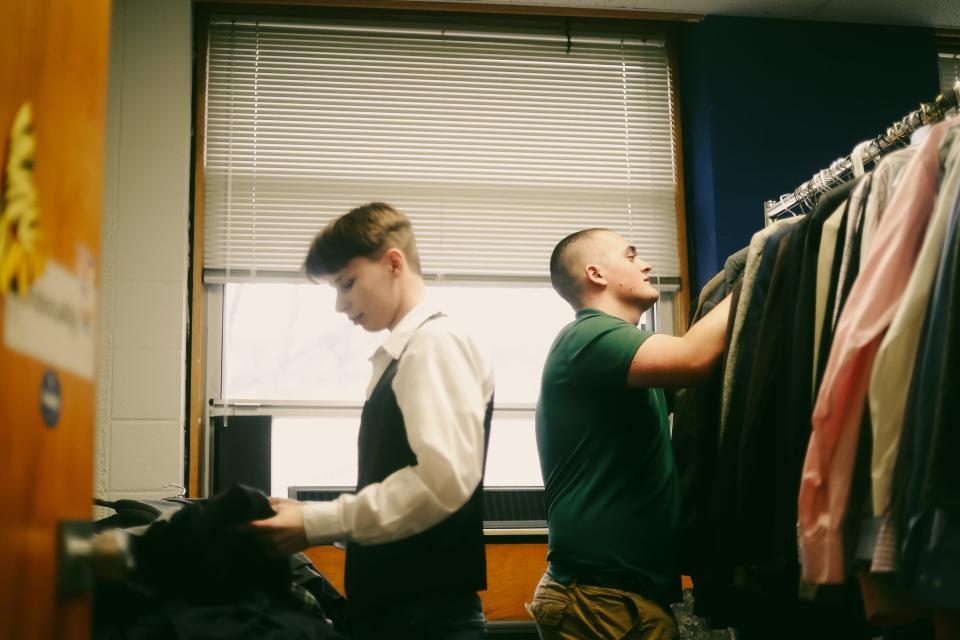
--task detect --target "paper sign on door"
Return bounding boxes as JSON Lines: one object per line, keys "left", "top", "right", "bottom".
{"left": 4, "top": 260, "right": 95, "bottom": 380}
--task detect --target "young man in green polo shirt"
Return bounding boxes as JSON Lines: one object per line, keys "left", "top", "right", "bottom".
{"left": 529, "top": 228, "right": 731, "bottom": 640}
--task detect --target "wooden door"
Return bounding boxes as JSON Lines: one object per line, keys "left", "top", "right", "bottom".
{"left": 0, "top": 1, "right": 111, "bottom": 638}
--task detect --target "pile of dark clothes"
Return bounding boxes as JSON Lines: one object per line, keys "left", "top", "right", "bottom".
{"left": 93, "top": 484, "right": 346, "bottom": 640}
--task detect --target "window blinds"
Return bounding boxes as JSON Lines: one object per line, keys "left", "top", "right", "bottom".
{"left": 204, "top": 15, "right": 680, "bottom": 281}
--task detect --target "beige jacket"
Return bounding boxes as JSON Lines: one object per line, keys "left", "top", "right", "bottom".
{"left": 812, "top": 201, "right": 847, "bottom": 389}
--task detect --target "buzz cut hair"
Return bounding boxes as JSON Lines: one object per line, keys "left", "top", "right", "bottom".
{"left": 304, "top": 202, "right": 421, "bottom": 279}
{"left": 549, "top": 228, "right": 609, "bottom": 308}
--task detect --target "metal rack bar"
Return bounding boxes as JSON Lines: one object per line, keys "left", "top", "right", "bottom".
{"left": 764, "top": 83, "right": 960, "bottom": 220}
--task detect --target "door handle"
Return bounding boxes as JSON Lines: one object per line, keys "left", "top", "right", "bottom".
{"left": 57, "top": 521, "right": 134, "bottom": 595}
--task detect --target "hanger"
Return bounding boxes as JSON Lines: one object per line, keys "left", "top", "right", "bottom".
{"left": 763, "top": 88, "right": 960, "bottom": 224}
{"left": 850, "top": 139, "right": 873, "bottom": 178}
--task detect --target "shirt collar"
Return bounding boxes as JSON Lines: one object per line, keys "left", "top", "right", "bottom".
{"left": 371, "top": 299, "right": 444, "bottom": 361}
{"left": 575, "top": 307, "right": 607, "bottom": 319}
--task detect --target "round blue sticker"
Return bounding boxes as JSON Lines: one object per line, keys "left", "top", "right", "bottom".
{"left": 40, "top": 370, "right": 61, "bottom": 428}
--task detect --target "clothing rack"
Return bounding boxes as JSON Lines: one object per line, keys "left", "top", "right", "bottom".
{"left": 764, "top": 83, "right": 960, "bottom": 220}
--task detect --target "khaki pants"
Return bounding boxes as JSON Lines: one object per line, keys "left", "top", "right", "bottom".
{"left": 526, "top": 573, "right": 678, "bottom": 640}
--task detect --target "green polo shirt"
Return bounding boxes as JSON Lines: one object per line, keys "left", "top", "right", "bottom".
{"left": 535, "top": 308, "right": 680, "bottom": 604}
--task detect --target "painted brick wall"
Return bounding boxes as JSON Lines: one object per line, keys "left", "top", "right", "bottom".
{"left": 95, "top": 0, "right": 191, "bottom": 507}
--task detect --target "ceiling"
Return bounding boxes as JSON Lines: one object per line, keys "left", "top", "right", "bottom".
{"left": 437, "top": 0, "right": 960, "bottom": 29}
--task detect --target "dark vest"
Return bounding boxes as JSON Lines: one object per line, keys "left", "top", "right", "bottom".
{"left": 344, "top": 354, "right": 493, "bottom": 606}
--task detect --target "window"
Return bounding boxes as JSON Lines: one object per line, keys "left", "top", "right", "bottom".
{"left": 213, "top": 280, "right": 674, "bottom": 496}
{"left": 940, "top": 51, "right": 960, "bottom": 96}
{"left": 200, "top": 10, "right": 683, "bottom": 499}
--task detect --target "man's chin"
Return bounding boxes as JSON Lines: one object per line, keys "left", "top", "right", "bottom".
{"left": 639, "top": 292, "right": 660, "bottom": 311}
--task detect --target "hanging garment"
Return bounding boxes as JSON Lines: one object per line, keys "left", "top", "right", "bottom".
{"left": 896, "top": 186, "right": 960, "bottom": 609}
{"left": 858, "top": 137, "right": 960, "bottom": 575}
{"left": 918, "top": 212, "right": 960, "bottom": 514}
{"left": 812, "top": 201, "right": 847, "bottom": 388}
{"left": 674, "top": 250, "right": 747, "bottom": 563}
{"left": 799, "top": 117, "right": 955, "bottom": 585}
{"left": 714, "top": 220, "right": 802, "bottom": 574}
{"left": 822, "top": 180, "right": 873, "bottom": 396}
{"left": 677, "top": 279, "right": 744, "bottom": 625}
{"left": 719, "top": 216, "right": 802, "bottom": 438}
{"left": 735, "top": 220, "right": 807, "bottom": 569}
{"left": 831, "top": 175, "right": 874, "bottom": 330}
{"left": 859, "top": 147, "right": 919, "bottom": 266}
{"left": 711, "top": 218, "right": 805, "bottom": 616}
{"left": 814, "top": 205, "right": 851, "bottom": 395}
{"left": 719, "top": 182, "right": 852, "bottom": 574}
{"left": 783, "top": 180, "right": 860, "bottom": 504}
{"left": 739, "top": 182, "right": 859, "bottom": 575}
{"left": 868, "top": 125, "right": 960, "bottom": 517}
{"left": 908, "top": 512, "right": 960, "bottom": 611}
{"left": 734, "top": 208, "right": 875, "bottom": 640}
{"left": 870, "top": 514, "right": 900, "bottom": 574}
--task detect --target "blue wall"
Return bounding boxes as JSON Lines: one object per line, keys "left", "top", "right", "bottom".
{"left": 679, "top": 16, "right": 941, "bottom": 291}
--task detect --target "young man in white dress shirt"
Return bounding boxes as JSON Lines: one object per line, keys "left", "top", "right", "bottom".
{"left": 246, "top": 202, "right": 495, "bottom": 639}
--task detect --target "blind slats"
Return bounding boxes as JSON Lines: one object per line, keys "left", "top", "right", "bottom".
{"left": 204, "top": 16, "right": 680, "bottom": 280}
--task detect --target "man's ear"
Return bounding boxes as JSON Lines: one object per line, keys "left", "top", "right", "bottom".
{"left": 584, "top": 263, "right": 606, "bottom": 287}
{"left": 384, "top": 248, "right": 405, "bottom": 275}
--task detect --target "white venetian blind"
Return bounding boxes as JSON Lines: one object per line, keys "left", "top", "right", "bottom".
{"left": 204, "top": 15, "right": 680, "bottom": 281}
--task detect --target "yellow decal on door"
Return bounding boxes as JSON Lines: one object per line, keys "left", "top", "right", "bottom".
{"left": 0, "top": 102, "right": 45, "bottom": 297}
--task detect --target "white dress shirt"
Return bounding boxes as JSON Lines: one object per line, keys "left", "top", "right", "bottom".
{"left": 301, "top": 300, "right": 494, "bottom": 546}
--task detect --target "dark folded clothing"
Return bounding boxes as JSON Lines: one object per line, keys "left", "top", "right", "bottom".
{"left": 94, "top": 484, "right": 343, "bottom": 639}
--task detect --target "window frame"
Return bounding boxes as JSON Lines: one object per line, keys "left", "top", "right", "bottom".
{"left": 187, "top": 4, "right": 692, "bottom": 498}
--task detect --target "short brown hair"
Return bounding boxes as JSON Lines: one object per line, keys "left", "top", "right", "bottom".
{"left": 549, "top": 228, "right": 608, "bottom": 308}
{"left": 304, "top": 202, "right": 421, "bottom": 278}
